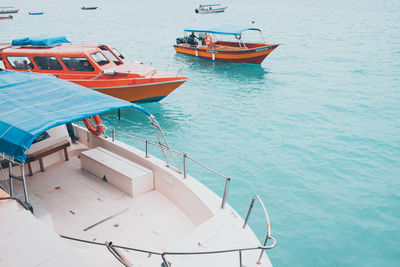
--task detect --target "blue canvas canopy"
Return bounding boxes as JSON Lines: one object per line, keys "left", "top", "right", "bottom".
{"left": 0, "top": 71, "right": 151, "bottom": 163}
{"left": 184, "top": 25, "right": 262, "bottom": 36}
{"left": 11, "top": 36, "right": 70, "bottom": 46}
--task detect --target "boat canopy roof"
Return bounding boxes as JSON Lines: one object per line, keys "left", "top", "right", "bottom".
{"left": 0, "top": 70, "right": 150, "bottom": 163}
{"left": 11, "top": 36, "right": 70, "bottom": 46}
{"left": 183, "top": 25, "right": 261, "bottom": 36}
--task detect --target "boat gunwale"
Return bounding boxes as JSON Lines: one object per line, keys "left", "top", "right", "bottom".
{"left": 173, "top": 43, "right": 280, "bottom": 53}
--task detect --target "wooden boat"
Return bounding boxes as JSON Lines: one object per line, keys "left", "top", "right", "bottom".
{"left": 81, "top": 6, "right": 98, "bottom": 10}
{"left": 0, "top": 70, "right": 276, "bottom": 266}
{"left": 0, "top": 15, "right": 12, "bottom": 20}
{"left": 174, "top": 25, "right": 280, "bottom": 64}
{"left": 195, "top": 4, "right": 227, "bottom": 14}
{"left": 0, "top": 37, "right": 187, "bottom": 102}
{"left": 0, "top": 7, "right": 19, "bottom": 14}
{"left": 29, "top": 11, "right": 44, "bottom": 15}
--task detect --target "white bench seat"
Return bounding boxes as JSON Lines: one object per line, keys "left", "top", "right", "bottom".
{"left": 80, "top": 147, "right": 153, "bottom": 197}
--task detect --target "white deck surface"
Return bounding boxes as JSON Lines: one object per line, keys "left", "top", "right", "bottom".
{"left": 0, "top": 189, "right": 117, "bottom": 266}
{"left": 14, "top": 156, "right": 195, "bottom": 249}
{"left": 2, "top": 146, "right": 272, "bottom": 266}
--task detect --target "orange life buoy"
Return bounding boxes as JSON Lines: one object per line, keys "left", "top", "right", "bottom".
{"left": 205, "top": 34, "right": 213, "bottom": 46}
{"left": 83, "top": 115, "right": 103, "bottom": 136}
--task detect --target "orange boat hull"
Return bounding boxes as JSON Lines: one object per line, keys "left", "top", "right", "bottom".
{"left": 86, "top": 80, "right": 186, "bottom": 102}
{"left": 174, "top": 42, "right": 279, "bottom": 64}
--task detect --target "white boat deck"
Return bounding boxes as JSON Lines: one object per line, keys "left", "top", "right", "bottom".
{"left": 0, "top": 126, "right": 273, "bottom": 266}
{"left": 0, "top": 189, "right": 116, "bottom": 266}
{"left": 13, "top": 155, "right": 195, "bottom": 250}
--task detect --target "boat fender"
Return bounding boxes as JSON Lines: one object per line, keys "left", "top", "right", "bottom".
{"left": 205, "top": 34, "right": 213, "bottom": 46}
{"left": 83, "top": 115, "right": 103, "bottom": 136}
{"left": 102, "top": 69, "right": 116, "bottom": 75}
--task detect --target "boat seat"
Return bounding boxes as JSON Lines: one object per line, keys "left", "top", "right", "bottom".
{"left": 26, "top": 140, "right": 70, "bottom": 176}
{"left": 80, "top": 147, "right": 154, "bottom": 197}
{"left": 25, "top": 126, "right": 71, "bottom": 176}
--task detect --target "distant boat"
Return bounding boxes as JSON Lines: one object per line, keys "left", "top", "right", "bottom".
{"left": 195, "top": 4, "right": 227, "bottom": 14}
{"left": 0, "top": 15, "right": 13, "bottom": 20}
{"left": 29, "top": 12, "right": 44, "bottom": 15}
{"left": 81, "top": 6, "right": 98, "bottom": 10}
{"left": 175, "top": 25, "right": 280, "bottom": 64}
{"left": 0, "top": 8, "right": 19, "bottom": 14}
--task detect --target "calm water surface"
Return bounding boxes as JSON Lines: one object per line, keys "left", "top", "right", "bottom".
{"left": 2, "top": 0, "right": 399, "bottom": 266}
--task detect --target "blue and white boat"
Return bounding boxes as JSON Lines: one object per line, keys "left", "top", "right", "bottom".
{"left": 0, "top": 70, "right": 276, "bottom": 266}
{"left": 29, "top": 11, "right": 44, "bottom": 15}
{"left": 195, "top": 4, "right": 227, "bottom": 14}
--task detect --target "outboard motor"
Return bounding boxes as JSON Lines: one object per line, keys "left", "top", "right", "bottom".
{"left": 195, "top": 8, "right": 199, "bottom": 13}
{"left": 176, "top": 37, "right": 189, "bottom": 44}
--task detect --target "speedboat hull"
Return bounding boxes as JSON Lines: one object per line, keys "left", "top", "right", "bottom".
{"left": 89, "top": 79, "right": 187, "bottom": 102}
{"left": 174, "top": 42, "right": 279, "bottom": 64}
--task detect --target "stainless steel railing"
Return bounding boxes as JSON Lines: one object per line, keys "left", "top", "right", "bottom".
{"left": 104, "top": 126, "right": 231, "bottom": 209}
{"left": 243, "top": 195, "right": 276, "bottom": 264}
{"left": 61, "top": 234, "right": 276, "bottom": 267}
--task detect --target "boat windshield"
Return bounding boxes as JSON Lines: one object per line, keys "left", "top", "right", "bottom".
{"left": 112, "top": 48, "right": 125, "bottom": 59}
{"left": 90, "top": 51, "right": 110, "bottom": 66}
{"left": 100, "top": 48, "right": 122, "bottom": 65}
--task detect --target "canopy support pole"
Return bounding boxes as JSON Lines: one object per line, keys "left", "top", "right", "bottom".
{"left": 8, "top": 162, "right": 32, "bottom": 212}
{"left": 8, "top": 162, "right": 13, "bottom": 196}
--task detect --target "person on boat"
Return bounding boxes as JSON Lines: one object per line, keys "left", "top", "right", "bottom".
{"left": 66, "top": 123, "right": 79, "bottom": 143}
{"left": 22, "top": 60, "right": 29, "bottom": 69}
{"left": 188, "top": 32, "right": 198, "bottom": 46}
{"left": 80, "top": 60, "right": 94, "bottom": 71}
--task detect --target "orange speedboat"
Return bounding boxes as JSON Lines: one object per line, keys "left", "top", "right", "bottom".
{"left": 0, "top": 37, "right": 187, "bottom": 102}
{"left": 174, "top": 25, "right": 280, "bottom": 64}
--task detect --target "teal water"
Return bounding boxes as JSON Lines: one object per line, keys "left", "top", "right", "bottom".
{"left": 2, "top": 0, "right": 400, "bottom": 266}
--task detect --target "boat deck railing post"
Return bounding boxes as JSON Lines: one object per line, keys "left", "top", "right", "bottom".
{"left": 221, "top": 177, "right": 230, "bottom": 209}
{"left": 145, "top": 140, "right": 149, "bottom": 158}
{"left": 183, "top": 153, "right": 187, "bottom": 178}
{"left": 243, "top": 195, "right": 276, "bottom": 264}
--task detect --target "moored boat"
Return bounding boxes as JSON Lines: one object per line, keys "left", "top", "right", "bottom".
{"left": 29, "top": 11, "right": 44, "bottom": 15}
{"left": 174, "top": 25, "right": 280, "bottom": 64}
{"left": 0, "top": 7, "right": 19, "bottom": 14}
{"left": 0, "top": 36, "right": 187, "bottom": 102}
{"left": 0, "top": 70, "right": 276, "bottom": 266}
{"left": 81, "top": 6, "right": 98, "bottom": 10}
{"left": 0, "top": 15, "right": 12, "bottom": 20}
{"left": 195, "top": 4, "right": 227, "bottom": 14}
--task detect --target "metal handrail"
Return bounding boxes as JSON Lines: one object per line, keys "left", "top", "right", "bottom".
{"left": 243, "top": 195, "right": 276, "bottom": 264}
{"left": 60, "top": 234, "right": 275, "bottom": 267}
{"left": 103, "top": 126, "right": 231, "bottom": 208}
{"left": 160, "top": 243, "right": 276, "bottom": 267}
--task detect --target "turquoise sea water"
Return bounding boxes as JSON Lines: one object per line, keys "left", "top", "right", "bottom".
{"left": 2, "top": 0, "right": 400, "bottom": 266}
